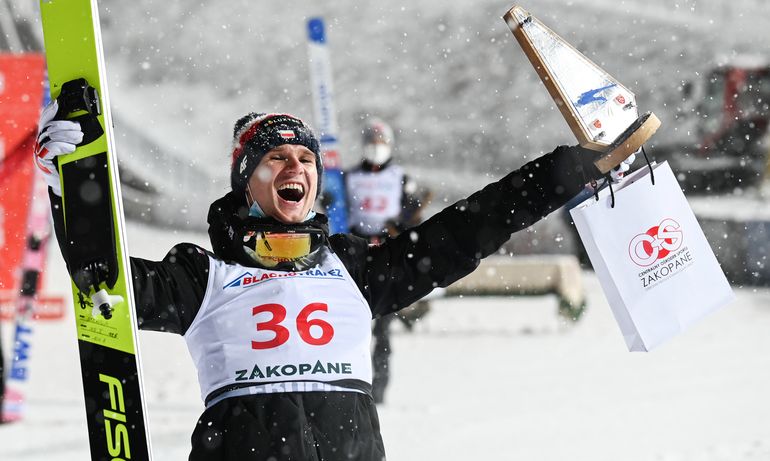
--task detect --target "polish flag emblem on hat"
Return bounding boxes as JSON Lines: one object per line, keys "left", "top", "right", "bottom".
{"left": 278, "top": 129, "right": 296, "bottom": 139}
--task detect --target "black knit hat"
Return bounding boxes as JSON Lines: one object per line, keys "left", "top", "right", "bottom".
{"left": 230, "top": 113, "right": 323, "bottom": 194}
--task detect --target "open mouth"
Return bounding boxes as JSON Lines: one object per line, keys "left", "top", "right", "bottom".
{"left": 277, "top": 183, "right": 305, "bottom": 202}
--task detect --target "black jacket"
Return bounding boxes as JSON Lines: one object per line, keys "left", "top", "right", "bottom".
{"left": 48, "top": 144, "right": 598, "bottom": 460}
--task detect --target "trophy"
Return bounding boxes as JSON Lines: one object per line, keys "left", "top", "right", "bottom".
{"left": 503, "top": 5, "right": 661, "bottom": 173}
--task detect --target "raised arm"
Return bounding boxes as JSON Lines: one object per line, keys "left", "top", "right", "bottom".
{"left": 37, "top": 100, "right": 210, "bottom": 334}
{"left": 341, "top": 145, "right": 604, "bottom": 316}
{"left": 47, "top": 188, "right": 210, "bottom": 333}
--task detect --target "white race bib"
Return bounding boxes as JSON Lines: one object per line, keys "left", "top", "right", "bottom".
{"left": 184, "top": 248, "right": 373, "bottom": 401}
{"left": 346, "top": 165, "right": 404, "bottom": 236}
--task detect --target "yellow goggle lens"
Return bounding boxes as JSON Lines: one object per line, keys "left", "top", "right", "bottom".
{"left": 245, "top": 232, "right": 312, "bottom": 266}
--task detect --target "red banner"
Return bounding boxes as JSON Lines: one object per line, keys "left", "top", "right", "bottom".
{"left": 0, "top": 54, "right": 46, "bottom": 294}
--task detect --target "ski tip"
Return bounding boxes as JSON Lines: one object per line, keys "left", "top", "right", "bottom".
{"left": 307, "top": 17, "right": 326, "bottom": 43}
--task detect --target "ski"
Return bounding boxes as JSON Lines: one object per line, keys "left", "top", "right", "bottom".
{"left": 39, "top": 0, "right": 152, "bottom": 459}
{"left": 306, "top": 17, "right": 348, "bottom": 234}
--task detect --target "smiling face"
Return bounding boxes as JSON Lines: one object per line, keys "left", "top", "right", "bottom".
{"left": 247, "top": 144, "right": 318, "bottom": 224}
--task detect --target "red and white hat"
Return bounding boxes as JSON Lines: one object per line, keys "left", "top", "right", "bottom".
{"left": 230, "top": 112, "right": 322, "bottom": 194}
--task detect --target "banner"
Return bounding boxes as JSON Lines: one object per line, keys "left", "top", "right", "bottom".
{"left": 0, "top": 54, "right": 47, "bottom": 294}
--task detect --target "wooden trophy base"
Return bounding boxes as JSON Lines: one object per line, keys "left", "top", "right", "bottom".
{"left": 591, "top": 112, "right": 661, "bottom": 173}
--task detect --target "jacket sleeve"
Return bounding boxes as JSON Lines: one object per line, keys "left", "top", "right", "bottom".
{"left": 333, "top": 145, "right": 598, "bottom": 317}
{"left": 129, "top": 244, "right": 210, "bottom": 334}
{"left": 48, "top": 190, "right": 210, "bottom": 334}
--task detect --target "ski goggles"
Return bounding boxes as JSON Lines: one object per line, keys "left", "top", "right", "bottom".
{"left": 241, "top": 227, "right": 326, "bottom": 270}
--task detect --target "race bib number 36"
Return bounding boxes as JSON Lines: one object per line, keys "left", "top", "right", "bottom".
{"left": 252, "top": 302, "right": 334, "bottom": 349}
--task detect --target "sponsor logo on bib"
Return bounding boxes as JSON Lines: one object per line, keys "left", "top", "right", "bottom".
{"left": 224, "top": 268, "right": 344, "bottom": 289}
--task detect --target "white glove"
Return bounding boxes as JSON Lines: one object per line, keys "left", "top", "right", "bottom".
{"left": 34, "top": 100, "right": 83, "bottom": 196}
{"left": 609, "top": 149, "right": 639, "bottom": 183}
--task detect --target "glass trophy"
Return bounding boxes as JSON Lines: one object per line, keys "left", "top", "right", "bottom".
{"left": 503, "top": 5, "right": 661, "bottom": 173}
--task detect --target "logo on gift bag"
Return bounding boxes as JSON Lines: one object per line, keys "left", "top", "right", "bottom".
{"left": 630, "top": 218, "right": 695, "bottom": 290}
{"left": 628, "top": 218, "right": 683, "bottom": 267}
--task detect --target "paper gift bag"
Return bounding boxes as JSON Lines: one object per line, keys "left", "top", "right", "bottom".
{"left": 569, "top": 161, "right": 734, "bottom": 351}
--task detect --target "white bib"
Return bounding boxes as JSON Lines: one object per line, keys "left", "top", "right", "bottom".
{"left": 346, "top": 165, "right": 404, "bottom": 236}
{"left": 184, "top": 248, "right": 373, "bottom": 402}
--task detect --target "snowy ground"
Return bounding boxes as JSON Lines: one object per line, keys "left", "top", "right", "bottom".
{"left": 2, "top": 221, "right": 770, "bottom": 460}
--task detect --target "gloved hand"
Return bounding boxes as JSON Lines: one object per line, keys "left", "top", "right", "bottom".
{"left": 608, "top": 150, "right": 638, "bottom": 183}
{"left": 34, "top": 100, "right": 83, "bottom": 196}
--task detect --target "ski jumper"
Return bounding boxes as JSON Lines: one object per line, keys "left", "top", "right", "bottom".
{"left": 48, "top": 145, "right": 595, "bottom": 460}
{"left": 346, "top": 164, "right": 405, "bottom": 238}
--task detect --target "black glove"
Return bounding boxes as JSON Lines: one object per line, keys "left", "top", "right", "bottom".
{"left": 572, "top": 144, "right": 639, "bottom": 183}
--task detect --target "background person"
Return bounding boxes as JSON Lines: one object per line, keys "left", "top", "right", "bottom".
{"left": 345, "top": 117, "right": 432, "bottom": 404}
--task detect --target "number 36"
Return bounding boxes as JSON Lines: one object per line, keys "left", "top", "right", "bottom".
{"left": 251, "top": 302, "right": 334, "bottom": 349}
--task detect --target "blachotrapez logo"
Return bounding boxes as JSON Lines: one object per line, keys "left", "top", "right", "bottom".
{"left": 629, "top": 218, "right": 694, "bottom": 289}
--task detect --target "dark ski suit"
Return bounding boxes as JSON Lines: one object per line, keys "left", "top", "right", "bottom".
{"left": 48, "top": 145, "right": 600, "bottom": 460}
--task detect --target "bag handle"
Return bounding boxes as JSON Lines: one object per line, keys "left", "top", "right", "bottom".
{"left": 641, "top": 146, "right": 655, "bottom": 186}
{"left": 591, "top": 145, "right": 656, "bottom": 209}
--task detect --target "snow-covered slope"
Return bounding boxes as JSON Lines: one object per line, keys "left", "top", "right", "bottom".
{"left": 12, "top": 0, "right": 770, "bottom": 223}
{"left": 97, "top": 0, "right": 769, "bottom": 179}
